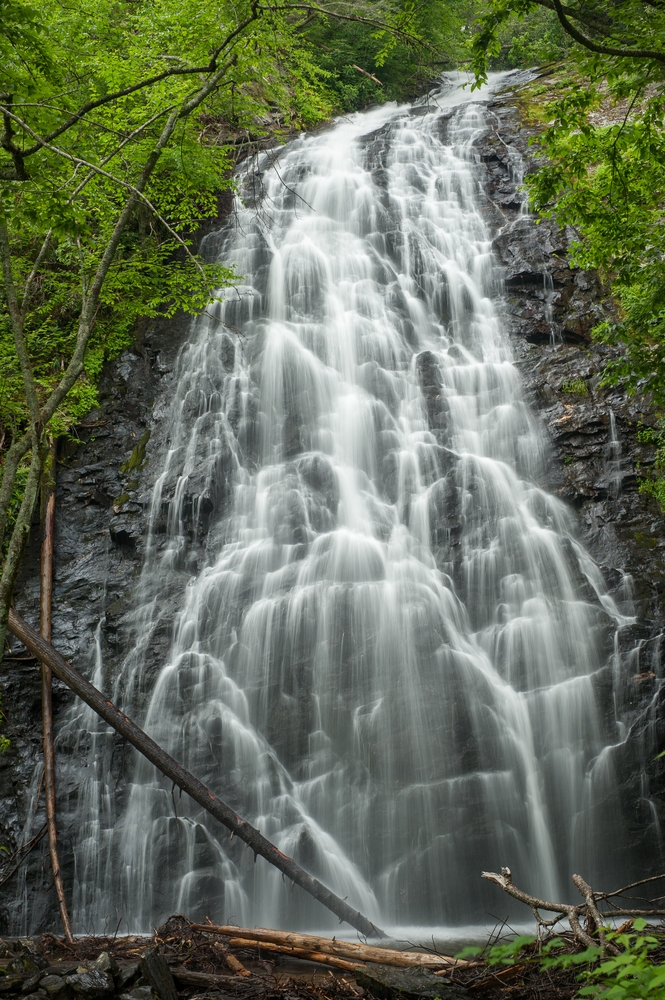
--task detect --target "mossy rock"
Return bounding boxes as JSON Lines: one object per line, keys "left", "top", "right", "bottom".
{"left": 121, "top": 429, "right": 151, "bottom": 473}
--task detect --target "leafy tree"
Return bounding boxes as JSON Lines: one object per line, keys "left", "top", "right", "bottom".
{"left": 0, "top": 0, "right": 429, "bottom": 657}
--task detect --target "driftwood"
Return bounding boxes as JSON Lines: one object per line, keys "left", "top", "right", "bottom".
{"left": 169, "top": 968, "right": 234, "bottom": 989}
{"left": 191, "top": 924, "right": 471, "bottom": 969}
{"left": 212, "top": 940, "right": 251, "bottom": 977}
{"left": 228, "top": 938, "right": 363, "bottom": 971}
{"left": 39, "top": 440, "right": 74, "bottom": 944}
{"left": 6, "top": 607, "right": 384, "bottom": 939}
{"left": 482, "top": 867, "right": 665, "bottom": 954}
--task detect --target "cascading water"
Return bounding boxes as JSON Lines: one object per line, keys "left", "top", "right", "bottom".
{"left": 25, "top": 75, "right": 652, "bottom": 937}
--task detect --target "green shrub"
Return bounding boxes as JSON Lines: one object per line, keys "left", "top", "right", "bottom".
{"left": 561, "top": 378, "right": 588, "bottom": 395}
{"left": 457, "top": 919, "right": 665, "bottom": 999}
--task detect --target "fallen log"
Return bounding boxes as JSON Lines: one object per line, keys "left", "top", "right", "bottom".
{"left": 191, "top": 924, "right": 468, "bottom": 969}
{"left": 212, "top": 940, "right": 251, "bottom": 977}
{"left": 169, "top": 968, "right": 233, "bottom": 989}
{"left": 227, "top": 938, "right": 365, "bottom": 971}
{"left": 7, "top": 607, "right": 384, "bottom": 940}
{"left": 39, "top": 439, "right": 74, "bottom": 944}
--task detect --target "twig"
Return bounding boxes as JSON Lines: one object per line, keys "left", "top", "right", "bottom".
{"left": 0, "top": 823, "right": 47, "bottom": 887}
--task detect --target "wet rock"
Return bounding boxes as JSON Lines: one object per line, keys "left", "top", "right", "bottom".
{"left": 22, "top": 974, "right": 43, "bottom": 993}
{"left": 13, "top": 955, "right": 47, "bottom": 976}
{"left": 117, "top": 988, "right": 152, "bottom": 1000}
{"left": 0, "top": 980, "right": 25, "bottom": 994}
{"left": 354, "top": 965, "right": 468, "bottom": 1000}
{"left": 113, "top": 965, "right": 140, "bottom": 993}
{"left": 89, "top": 960, "right": 117, "bottom": 983}
{"left": 64, "top": 970, "right": 114, "bottom": 1000}
{"left": 139, "top": 949, "right": 177, "bottom": 1000}
{"left": 416, "top": 350, "right": 449, "bottom": 443}
{"left": 39, "top": 977, "right": 70, "bottom": 1000}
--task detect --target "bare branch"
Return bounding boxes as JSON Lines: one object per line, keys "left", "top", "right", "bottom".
{"left": 482, "top": 867, "right": 665, "bottom": 952}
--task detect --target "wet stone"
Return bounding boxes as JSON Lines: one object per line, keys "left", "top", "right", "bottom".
{"left": 22, "top": 975, "right": 43, "bottom": 994}
{"left": 113, "top": 965, "right": 140, "bottom": 993}
{"left": 354, "top": 965, "right": 468, "bottom": 1000}
{"left": 64, "top": 971, "right": 114, "bottom": 1000}
{"left": 89, "top": 959, "right": 117, "bottom": 981}
{"left": 39, "top": 977, "right": 70, "bottom": 1000}
{"left": 117, "top": 987, "right": 152, "bottom": 1000}
{"left": 139, "top": 949, "right": 177, "bottom": 1000}
{"left": 0, "top": 979, "right": 25, "bottom": 993}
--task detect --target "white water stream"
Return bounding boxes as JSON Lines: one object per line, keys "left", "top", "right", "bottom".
{"left": 24, "top": 75, "right": 645, "bottom": 936}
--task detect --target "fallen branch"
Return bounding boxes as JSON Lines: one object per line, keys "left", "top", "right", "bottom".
{"left": 352, "top": 64, "right": 383, "bottom": 86}
{"left": 228, "top": 938, "right": 364, "bottom": 971}
{"left": 169, "top": 968, "right": 234, "bottom": 990}
{"left": 7, "top": 607, "right": 384, "bottom": 939}
{"left": 0, "top": 823, "right": 47, "bottom": 887}
{"left": 213, "top": 940, "right": 251, "bottom": 977}
{"left": 39, "top": 440, "right": 74, "bottom": 943}
{"left": 482, "top": 867, "right": 665, "bottom": 954}
{"left": 191, "top": 924, "right": 469, "bottom": 969}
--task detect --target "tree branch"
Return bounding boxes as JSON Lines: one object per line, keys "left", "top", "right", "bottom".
{"left": 482, "top": 867, "right": 665, "bottom": 952}
{"left": 549, "top": 0, "right": 665, "bottom": 64}
{"left": 0, "top": 221, "right": 40, "bottom": 428}
{"left": 0, "top": 430, "right": 31, "bottom": 556}
{"left": 0, "top": 436, "right": 46, "bottom": 656}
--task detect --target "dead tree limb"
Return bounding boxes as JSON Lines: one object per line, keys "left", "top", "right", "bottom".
{"left": 227, "top": 938, "right": 364, "bottom": 971}
{"left": 0, "top": 823, "right": 47, "bottom": 887}
{"left": 212, "top": 941, "right": 251, "bottom": 977}
{"left": 351, "top": 64, "right": 383, "bottom": 86}
{"left": 39, "top": 440, "right": 74, "bottom": 943}
{"left": 190, "top": 924, "right": 470, "bottom": 968}
{"left": 6, "top": 607, "right": 385, "bottom": 939}
{"left": 482, "top": 867, "right": 665, "bottom": 954}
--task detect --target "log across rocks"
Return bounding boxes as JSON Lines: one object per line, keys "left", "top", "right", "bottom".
{"left": 191, "top": 925, "right": 473, "bottom": 970}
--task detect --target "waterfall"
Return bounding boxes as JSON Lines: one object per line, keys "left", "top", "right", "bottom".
{"left": 37, "top": 74, "right": 649, "bottom": 937}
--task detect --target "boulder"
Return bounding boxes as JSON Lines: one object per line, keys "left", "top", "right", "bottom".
{"left": 39, "top": 977, "right": 70, "bottom": 1000}
{"left": 64, "top": 971, "right": 113, "bottom": 1000}
{"left": 354, "top": 965, "right": 468, "bottom": 1000}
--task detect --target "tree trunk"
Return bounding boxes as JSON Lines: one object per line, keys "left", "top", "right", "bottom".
{"left": 6, "top": 607, "right": 385, "bottom": 939}
{"left": 39, "top": 440, "right": 74, "bottom": 943}
{"left": 226, "top": 938, "right": 363, "bottom": 971}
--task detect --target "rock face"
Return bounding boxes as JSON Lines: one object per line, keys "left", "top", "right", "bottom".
{"left": 477, "top": 76, "right": 665, "bottom": 848}
{"left": 476, "top": 85, "right": 665, "bottom": 627}
{"left": 1, "top": 74, "right": 665, "bottom": 932}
